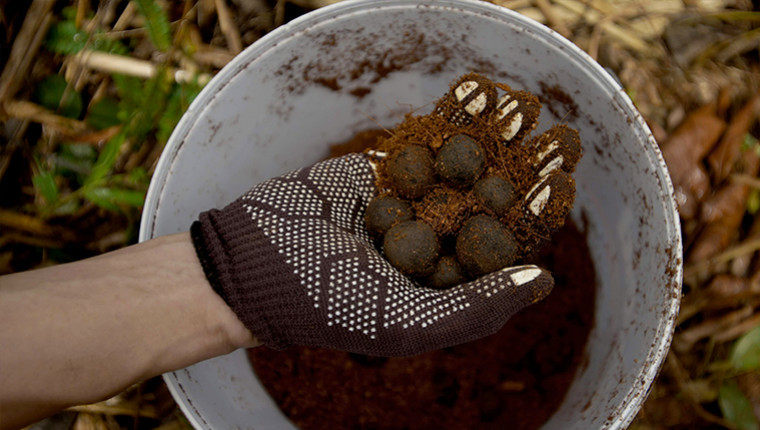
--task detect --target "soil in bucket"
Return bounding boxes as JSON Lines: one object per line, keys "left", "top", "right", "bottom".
{"left": 247, "top": 129, "right": 596, "bottom": 430}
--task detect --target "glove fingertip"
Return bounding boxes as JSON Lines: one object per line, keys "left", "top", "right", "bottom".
{"left": 515, "top": 265, "right": 554, "bottom": 304}
{"left": 485, "top": 264, "right": 554, "bottom": 309}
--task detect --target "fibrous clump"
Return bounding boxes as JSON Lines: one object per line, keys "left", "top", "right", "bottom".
{"left": 366, "top": 73, "right": 583, "bottom": 289}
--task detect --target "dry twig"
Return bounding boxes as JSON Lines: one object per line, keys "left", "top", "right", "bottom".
{"left": 69, "top": 50, "right": 212, "bottom": 85}
{"left": 214, "top": 0, "right": 243, "bottom": 53}
{"left": 0, "top": 0, "right": 56, "bottom": 106}
{"left": 2, "top": 100, "right": 92, "bottom": 136}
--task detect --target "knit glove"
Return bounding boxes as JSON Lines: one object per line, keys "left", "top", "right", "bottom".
{"left": 191, "top": 152, "right": 553, "bottom": 357}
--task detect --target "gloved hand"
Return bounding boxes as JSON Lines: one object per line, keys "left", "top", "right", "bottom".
{"left": 191, "top": 75, "right": 579, "bottom": 357}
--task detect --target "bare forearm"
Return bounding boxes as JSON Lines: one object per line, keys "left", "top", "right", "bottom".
{"left": 0, "top": 232, "right": 257, "bottom": 429}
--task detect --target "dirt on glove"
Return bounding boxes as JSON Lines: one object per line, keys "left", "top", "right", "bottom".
{"left": 247, "top": 130, "right": 596, "bottom": 430}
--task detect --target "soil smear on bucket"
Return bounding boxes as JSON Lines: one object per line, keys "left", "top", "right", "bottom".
{"left": 247, "top": 130, "right": 596, "bottom": 430}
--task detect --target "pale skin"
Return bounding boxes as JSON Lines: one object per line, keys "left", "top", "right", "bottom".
{"left": 0, "top": 232, "right": 259, "bottom": 430}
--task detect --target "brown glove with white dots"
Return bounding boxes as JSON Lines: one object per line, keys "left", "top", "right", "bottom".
{"left": 191, "top": 74, "right": 580, "bottom": 357}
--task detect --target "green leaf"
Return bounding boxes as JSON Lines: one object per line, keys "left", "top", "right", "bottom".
{"left": 719, "top": 380, "right": 760, "bottom": 430}
{"left": 61, "top": 6, "right": 78, "bottom": 21}
{"left": 46, "top": 13, "right": 129, "bottom": 56}
{"left": 45, "top": 21, "right": 87, "bottom": 55}
{"left": 86, "top": 133, "right": 125, "bottom": 186}
{"left": 83, "top": 188, "right": 119, "bottom": 211}
{"left": 34, "top": 75, "right": 83, "bottom": 119}
{"left": 87, "top": 97, "right": 121, "bottom": 130}
{"left": 32, "top": 160, "right": 59, "bottom": 204}
{"left": 157, "top": 81, "right": 201, "bottom": 144}
{"left": 51, "top": 199, "right": 80, "bottom": 216}
{"left": 741, "top": 133, "right": 760, "bottom": 156}
{"left": 112, "top": 74, "right": 145, "bottom": 110}
{"left": 54, "top": 143, "right": 97, "bottom": 184}
{"left": 133, "top": 0, "right": 172, "bottom": 51}
{"left": 748, "top": 189, "right": 760, "bottom": 215}
{"left": 731, "top": 325, "right": 760, "bottom": 372}
{"left": 84, "top": 187, "right": 145, "bottom": 211}
{"left": 127, "top": 167, "right": 149, "bottom": 186}
{"left": 130, "top": 70, "right": 173, "bottom": 140}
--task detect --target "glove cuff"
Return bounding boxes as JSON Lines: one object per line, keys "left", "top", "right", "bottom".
{"left": 190, "top": 205, "right": 296, "bottom": 350}
{"left": 190, "top": 219, "right": 227, "bottom": 307}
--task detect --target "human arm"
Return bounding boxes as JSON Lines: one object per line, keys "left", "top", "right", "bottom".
{"left": 0, "top": 232, "right": 258, "bottom": 430}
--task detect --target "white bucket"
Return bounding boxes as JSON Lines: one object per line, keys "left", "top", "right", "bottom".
{"left": 139, "top": 1, "right": 682, "bottom": 428}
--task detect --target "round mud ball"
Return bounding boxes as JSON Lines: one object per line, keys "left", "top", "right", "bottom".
{"left": 365, "top": 195, "right": 414, "bottom": 237}
{"left": 473, "top": 175, "right": 516, "bottom": 216}
{"left": 435, "top": 134, "right": 486, "bottom": 186}
{"left": 456, "top": 215, "right": 517, "bottom": 277}
{"left": 383, "top": 221, "right": 440, "bottom": 277}
{"left": 427, "top": 256, "right": 467, "bottom": 290}
{"left": 385, "top": 145, "right": 436, "bottom": 199}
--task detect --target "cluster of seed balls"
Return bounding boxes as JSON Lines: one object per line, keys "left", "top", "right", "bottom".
{"left": 364, "top": 73, "right": 582, "bottom": 289}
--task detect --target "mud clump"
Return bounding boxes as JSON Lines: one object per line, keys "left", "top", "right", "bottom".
{"left": 382, "top": 220, "right": 440, "bottom": 277}
{"left": 455, "top": 214, "right": 518, "bottom": 277}
{"left": 364, "top": 195, "right": 414, "bottom": 237}
{"left": 385, "top": 145, "right": 436, "bottom": 199}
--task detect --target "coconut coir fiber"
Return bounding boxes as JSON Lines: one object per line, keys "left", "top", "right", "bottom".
{"left": 247, "top": 131, "right": 596, "bottom": 430}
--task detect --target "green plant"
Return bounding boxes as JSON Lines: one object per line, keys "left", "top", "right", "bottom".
{"left": 718, "top": 326, "right": 760, "bottom": 430}
{"left": 34, "top": 0, "right": 202, "bottom": 219}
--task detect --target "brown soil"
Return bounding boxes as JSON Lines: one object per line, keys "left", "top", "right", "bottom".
{"left": 248, "top": 220, "right": 596, "bottom": 430}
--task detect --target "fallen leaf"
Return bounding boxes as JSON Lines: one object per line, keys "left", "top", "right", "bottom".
{"left": 689, "top": 148, "right": 760, "bottom": 262}
{"left": 707, "top": 92, "right": 760, "bottom": 183}
{"left": 660, "top": 103, "right": 726, "bottom": 219}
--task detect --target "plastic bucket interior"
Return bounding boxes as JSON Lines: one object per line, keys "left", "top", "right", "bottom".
{"left": 139, "top": 0, "right": 683, "bottom": 428}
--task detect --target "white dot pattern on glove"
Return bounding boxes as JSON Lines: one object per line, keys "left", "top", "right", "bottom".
{"left": 327, "top": 257, "right": 380, "bottom": 337}
{"left": 308, "top": 158, "right": 375, "bottom": 237}
{"left": 239, "top": 154, "right": 541, "bottom": 341}
{"left": 241, "top": 156, "right": 383, "bottom": 331}
{"left": 244, "top": 179, "right": 323, "bottom": 217}
{"left": 363, "top": 250, "right": 469, "bottom": 330}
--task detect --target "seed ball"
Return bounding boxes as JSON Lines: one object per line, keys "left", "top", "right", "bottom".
{"left": 415, "top": 187, "right": 470, "bottom": 236}
{"left": 473, "top": 176, "right": 516, "bottom": 216}
{"left": 383, "top": 221, "right": 440, "bottom": 277}
{"left": 427, "top": 256, "right": 467, "bottom": 290}
{"left": 365, "top": 195, "right": 414, "bottom": 237}
{"left": 456, "top": 215, "right": 517, "bottom": 277}
{"left": 435, "top": 134, "right": 486, "bottom": 186}
{"left": 385, "top": 145, "right": 436, "bottom": 199}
